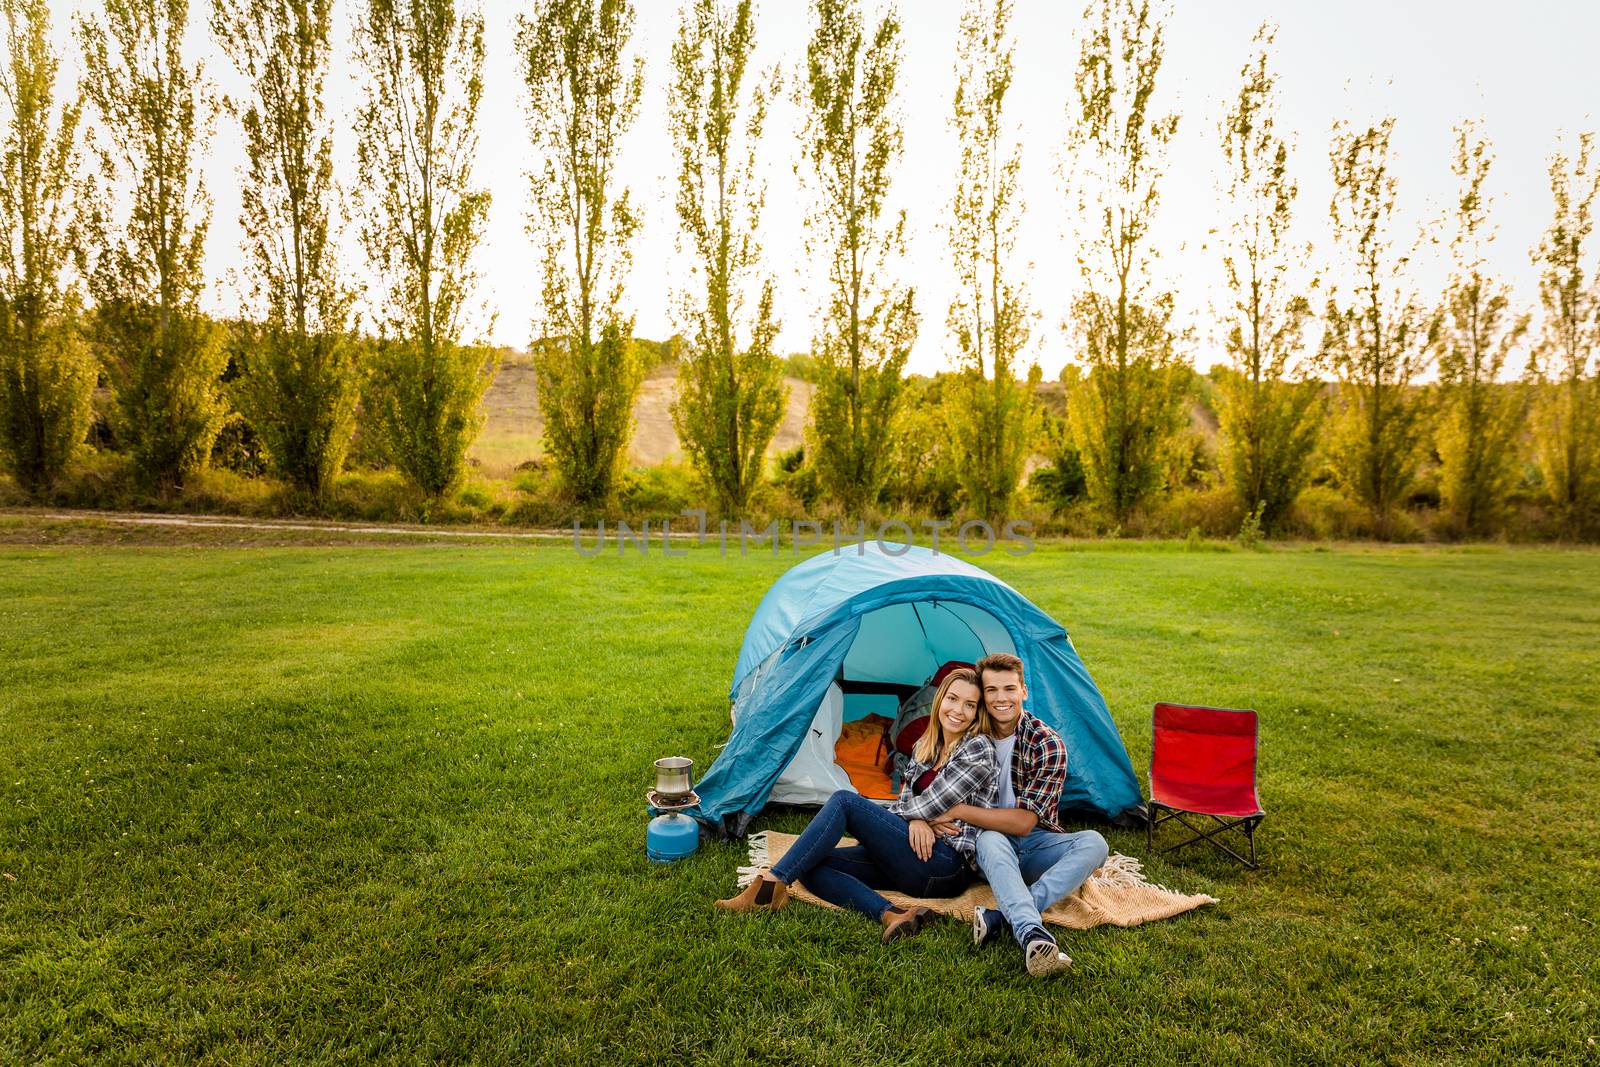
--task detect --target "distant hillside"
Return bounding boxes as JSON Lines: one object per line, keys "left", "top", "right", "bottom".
{"left": 470, "top": 348, "right": 813, "bottom": 476}
{"left": 472, "top": 350, "right": 1223, "bottom": 478}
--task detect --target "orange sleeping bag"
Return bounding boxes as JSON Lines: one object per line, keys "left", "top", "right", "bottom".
{"left": 835, "top": 714, "right": 896, "bottom": 800}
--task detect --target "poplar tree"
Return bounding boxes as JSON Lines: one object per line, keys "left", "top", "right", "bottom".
{"left": 0, "top": 0, "right": 94, "bottom": 494}
{"left": 1065, "top": 0, "right": 1188, "bottom": 526}
{"left": 668, "top": 0, "right": 786, "bottom": 515}
{"left": 520, "top": 0, "right": 645, "bottom": 506}
{"left": 77, "top": 0, "right": 227, "bottom": 492}
{"left": 1528, "top": 131, "right": 1600, "bottom": 537}
{"left": 946, "top": 0, "right": 1038, "bottom": 523}
{"left": 1213, "top": 23, "right": 1320, "bottom": 531}
{"left": 1321, "top": 118, "right": 1430, "bottom": 536}
{"left": 212, "top": 0, "right": 358, "bottom": 500}
{"left": 352, "top": 0, "right": 495, "bottom": 499}
{"left": 799, "top": 0, "right": 915, "bottom": 516}
{"left": 1432, "top": 120, "right": 1528, "bottom": 536}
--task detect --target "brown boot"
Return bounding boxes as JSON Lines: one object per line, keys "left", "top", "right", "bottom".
{"left": 715, "top": 875, "right": 789, "bottom": 912}
{"left": 880, "top": 905, "right": 940, "bottom": 944}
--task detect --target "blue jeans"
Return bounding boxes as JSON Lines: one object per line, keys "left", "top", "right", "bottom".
{"left": 770, "top": 791, "right": 972, "bottom": 921}
{"left": 975, "top": 827, "right": 1109, "bottom": 946}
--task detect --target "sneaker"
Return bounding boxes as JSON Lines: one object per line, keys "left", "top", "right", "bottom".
{"left": 1024, "top": 935, "right": 1072, "bottom": 978}
{"left": 972, "top": 906, "right": 1009, "bottom": 949}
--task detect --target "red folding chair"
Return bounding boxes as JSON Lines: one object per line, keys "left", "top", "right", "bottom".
{"left": 1147, "top": 703, "right": 1263, "bottom": 868}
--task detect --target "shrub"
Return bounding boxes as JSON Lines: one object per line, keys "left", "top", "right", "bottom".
{"left": 362, "top": 339, "right": 498, "bottom": 498}
{"left": 1028, "top": 450, "right": 1087, "bottom": 514}
{"left": 616, "top": 462, "right": 701, "bottom": 523}
{"left": 230, "top": 325, "right": 361, "bottom": 499}
{"left": 1283, "top": 484, "right": 1374, "bottom": 541}
{"left": 1118, "top": 484, "right": 1239, "bottom": 539}
{"left": 1236, "top": 502, "right": 1266, "bottom": 549}
{"left": 40, "top": 450, "right": 135, "bottom": 511}
{"left": 326, "top": 469, "right": 428, "bottom": 524}
{"left": 94, "top": 304, "right": 230, "bottom": 493}
{"left": 210, "top": 413, "right": 269, "bottom": 477}
{"left": 179, "top": 467, "right": 286, "bottom": 517}
{"left": 770, "top": 446, "right": 821, "bottom": 511}
{"left": 456, "top": 482, "right": 493, "bottom": 511}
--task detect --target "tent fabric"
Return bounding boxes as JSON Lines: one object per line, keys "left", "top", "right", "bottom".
{"left": 730, "top": 547, "right": 1030, "bottom": 695}
{"left": 686, "top": 544, "right": 1144, "bottom": 836}
{"left": 765, "top": 681, "right": 855, "bottom": 805}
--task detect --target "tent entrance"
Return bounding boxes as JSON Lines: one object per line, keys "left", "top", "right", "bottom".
{"left": 771, "top": 599, "right": 1018, "bottom": 806}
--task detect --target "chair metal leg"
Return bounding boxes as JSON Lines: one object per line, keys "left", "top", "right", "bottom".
{"left": 1149, "top": 807, "right": 1262, "bottom": 869}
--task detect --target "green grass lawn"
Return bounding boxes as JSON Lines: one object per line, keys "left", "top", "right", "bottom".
{"left": 2, "top": 538, "right": 1596, "bottom": 1064}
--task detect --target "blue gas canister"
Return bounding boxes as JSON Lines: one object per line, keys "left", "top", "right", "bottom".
{"left": 647, "top": 811, "right": 699, "bottom": 862}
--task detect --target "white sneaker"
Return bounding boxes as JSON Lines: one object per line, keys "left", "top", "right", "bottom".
{"left": 1024, "top": 937, "right": 1072, "bottom": 978}
{"left": 972, "top": 906, "right": 1007, "bottom": 948}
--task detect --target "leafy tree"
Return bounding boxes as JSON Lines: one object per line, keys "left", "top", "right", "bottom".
{"left": 77, "top": 0, "right": 227, "bottom": 492}
{"left": 1064, "top": 0, "right": 1188, "bottom": 526}
{"left": 351, "top": 0, "right": 496, "bottom": 499}
{"left": 945, "top": 0, "right": 1038, "bottom": 522}
{"left": 668, "top": 0, "right": 786, "bottom": 516}
{"left": 1321, "top": 117, "right": 1430, "bottom": 535}
{"left": 798, "top": 0, "right": 915, "bottom": 517}
{"left": 1031, "top": 400, "right": 1088, "bottom": 514}
{"left": 212, "top": 0, "right": 359, "bottom": 500}
{"left": 519, "top": 0, "right": 646, "bottom": 506}
{"left": 884, "top": 374, "right": 962, "bottom": 516}
{"left": 0, "top": 0, "right": 94, "bottom": 495}
{"left": 1527, "top": 131, "right": 1600, "bottom": 537}
{"left": 1431, "top": 121, "right": 1528, "bottom": 536}
{"left": 1213, "top": 23, "right": 1320, "bottom": 530}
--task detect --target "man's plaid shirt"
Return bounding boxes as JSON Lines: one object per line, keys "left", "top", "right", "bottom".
{"left": 889, "top": 734, "right": 999, "bottom": 862}
{"left": 1007, "top": 712, "right": 1069, "bottom": 833}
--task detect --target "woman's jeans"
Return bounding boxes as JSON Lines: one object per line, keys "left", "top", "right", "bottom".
{"left": 770, "top": 790, "right": 971, "bottom": 921}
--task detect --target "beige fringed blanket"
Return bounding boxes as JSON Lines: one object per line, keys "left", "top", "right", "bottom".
{"left": 737, "top": 831, "right": 1218, "bottom": 930}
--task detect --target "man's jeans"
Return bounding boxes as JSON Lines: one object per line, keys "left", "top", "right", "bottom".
{"left": 975, "top": 827, "right": 1109, "bottom": 946}
{"left": 771, "top": 791, "right": 972, "bottom": 921}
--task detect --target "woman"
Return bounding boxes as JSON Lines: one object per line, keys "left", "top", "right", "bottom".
{"left": 715, "top": 667, "right": 999, "bottom": 943}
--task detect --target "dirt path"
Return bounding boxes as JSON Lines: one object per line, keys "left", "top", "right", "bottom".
{"left": 42, "top": 511, "right": 559, "bottom": 538}
{"left": 0, "top": 508, "right": 575, "bottom": 547}
{"left": 0, "top": 508, "right": 729, "bottom": 548}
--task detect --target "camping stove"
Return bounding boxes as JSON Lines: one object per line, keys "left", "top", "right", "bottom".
{"left": 647, "top": 757, "right": 700, "bottom": 863}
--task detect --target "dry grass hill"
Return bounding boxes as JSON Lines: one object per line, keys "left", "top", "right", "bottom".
{"left": 469, "top": 349, "right": 1221, "bottom": 481}
{"left": 468, "top": 349, "right": 815, "bottom": 478}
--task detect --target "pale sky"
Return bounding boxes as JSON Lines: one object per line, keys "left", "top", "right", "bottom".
{"left": 54, "top": 0, "right": 1600, "bottom": 376}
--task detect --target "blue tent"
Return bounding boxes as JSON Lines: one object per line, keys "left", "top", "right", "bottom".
{"left": 686, "top": 543, "right": 1144, "bottom": 837}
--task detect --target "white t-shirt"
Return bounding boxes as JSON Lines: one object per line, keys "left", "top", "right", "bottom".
{"left": 993, "top": 732, "right": 1019, "bottom": 809}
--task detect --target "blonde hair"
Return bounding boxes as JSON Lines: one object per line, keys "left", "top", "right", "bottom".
{"left": 912, "top": 667, "right": 995, "bottom": 767}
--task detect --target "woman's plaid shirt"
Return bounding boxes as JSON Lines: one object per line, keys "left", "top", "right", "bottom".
{"left": 889, "top": 733, "right": 999, "bottom": 860}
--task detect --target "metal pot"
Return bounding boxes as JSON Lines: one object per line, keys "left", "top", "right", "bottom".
{"left": 653, "top": 756, "right": 694, "bottom": 798}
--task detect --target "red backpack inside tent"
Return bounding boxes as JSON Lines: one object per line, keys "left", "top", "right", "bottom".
{"left": 877, "top": 660, "right": 976, "bottom": 791}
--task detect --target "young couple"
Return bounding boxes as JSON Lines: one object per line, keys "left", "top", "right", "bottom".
{"left": 716, "top": 652, "right": 1110, "bottom": 979}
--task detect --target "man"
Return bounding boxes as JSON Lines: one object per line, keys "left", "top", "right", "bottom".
{"left": 929, "top": 651, "right": 1108, "bottom": 978}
